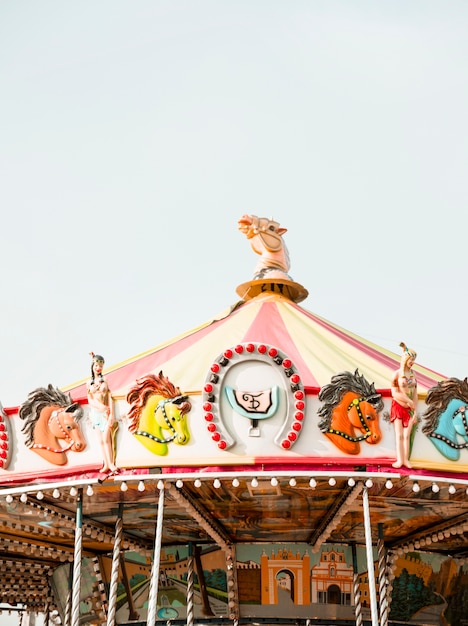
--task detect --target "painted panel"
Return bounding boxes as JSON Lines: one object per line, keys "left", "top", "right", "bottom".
{"left": 51, "top": 544, "right": 468, "bottom": 625}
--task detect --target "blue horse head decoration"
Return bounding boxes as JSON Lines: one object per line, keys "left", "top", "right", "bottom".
{"left": 422, "top": 377, "right": 468, "bottom": 461}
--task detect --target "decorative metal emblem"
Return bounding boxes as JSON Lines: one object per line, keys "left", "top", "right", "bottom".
{"left": 225, "top": 386, "right": 280, "bottom": 436}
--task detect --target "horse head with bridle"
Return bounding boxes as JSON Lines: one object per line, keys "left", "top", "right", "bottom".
{"left": 19, "top": 385, "right": 86, "bottom": 466}
{"left": 317, "top": 370, "right": 383, "bottom": 455}
{"left": 126, "top": 371, "right": 192, "bottom": 455}
{"left": 422, "top": 377, "right": 468, "bottom": 461}
{"left": 238, "top": 214, "right": 291, "bottom": 279}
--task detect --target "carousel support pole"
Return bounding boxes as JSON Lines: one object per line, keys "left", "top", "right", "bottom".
{"left": 377, "top": 523, "right": 389, "bottom": 626}
{"left": 146, "top": 481, "right": 165, "bottom": 626}
{"left": 351, "top": 543, "right": 363, "bottom": 626}
{"left": 386, "top": 549, "right": 397, "bottom": 623}
{"left": 63, "top": 561, "right": 73, "bottom": 626}
{"left": 194, "top": 544, "right": 215, "bottom": 616}
{"left": 71, "top": 489, "right": 84, "bottom": 626}
{"left": 186, "top": 542, "right": 195, "bottom": 626}
{"left": 43, "top": 602, "right": 50, "bottom": 626}
{"left": 119, "top": 554, "right": 140, "bottom": 621}
{"left": 106, "top": 503, "right": 123, "bottom": 626}
{"left": 362, "top": 486, "right": 379, "bottom": 626}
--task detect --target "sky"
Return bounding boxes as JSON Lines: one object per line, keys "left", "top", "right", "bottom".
{"left": 1, "top": 0, "right": 468, "bottom": 414}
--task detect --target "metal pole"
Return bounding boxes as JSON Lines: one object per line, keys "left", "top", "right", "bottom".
{"left": 146, "top": 482, "right": 165, "bottom": 626}
{"left": 71, "top": 489, "right": 83, "bottom": 626}
{"left": 63, "top": 561, "right": 73, "bottom": 626}
{"left": 106, "top": 503, "right": 123, "bottom": 626}
{"left": 351, "top": 543, "right": 363, "bottom": 626}
{"left": 386, "top": 549, "right": 397, "bottom": 623}
{"left": 194, "top": 544, "right": 215, "bottom": 616}
{"left": 43, "top": 603, "right": 50, "bottom": 626}
{"left": 362, "top": 486, "right": 379, "bottom": 626}
{"left": 377, "top": 523, "right": 389, "bottom": 626}
{"left": 186, "top": 542, "right": 194, "bottom": 626}
{"left": 119, "top": 554, "right": 139, "bottom": 621}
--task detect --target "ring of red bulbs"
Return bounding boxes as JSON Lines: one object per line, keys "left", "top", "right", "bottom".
{"left": 202, "top": 343, "right": 305, "bottom": 450}
{"left": 0, "top": 414, "right": 9, "bottom": 467}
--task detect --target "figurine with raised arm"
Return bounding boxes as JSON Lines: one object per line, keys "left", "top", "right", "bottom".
{"left": 390, "top": 342, "right": 418, "bottom": 468}
{"left": 238, "top": 214, "right": 292, "bottom": 280}
{"left": 87, "top": 352, "right": 118, "bottom": 473}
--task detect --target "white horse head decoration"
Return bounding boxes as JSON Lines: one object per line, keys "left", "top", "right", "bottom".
{"left": 238, "top": 214, "right": 291, "bottom": 280}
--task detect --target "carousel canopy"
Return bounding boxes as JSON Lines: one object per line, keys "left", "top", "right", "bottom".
{"left": 0, "top": 285, "right": 464, "bottom": 622}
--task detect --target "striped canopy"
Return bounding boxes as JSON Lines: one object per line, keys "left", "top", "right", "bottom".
{"left": 65, "top": 288, "right": 445, "bottom": 401}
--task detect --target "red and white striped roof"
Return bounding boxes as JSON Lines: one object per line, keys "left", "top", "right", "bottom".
{"left": 65, "top": 288, "right": 445, "bottom": 402}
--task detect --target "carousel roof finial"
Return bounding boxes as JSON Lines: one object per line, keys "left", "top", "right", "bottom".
{"left": 236, "top": 214, "right": 308, "bottom": 303}
{"left": 238, "top": 214, "right": 290, "bottom": 279}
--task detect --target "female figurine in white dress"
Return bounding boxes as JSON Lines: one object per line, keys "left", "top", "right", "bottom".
{"left": 87, "top": 353, "right": 118, "bottom": 473}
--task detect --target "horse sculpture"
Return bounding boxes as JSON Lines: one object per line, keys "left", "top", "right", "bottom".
{"left": 238, "top": 214, "right": 292, "bottom": 280}
{"left": 422, "top": 377, "right": 468, "bottom": 461}
{"left": 126, "top": 371, "right": 192, "bottom": 455}
{"left": 19, "top": 385, "right": 86, "bottom": 466}
{"left": 317, "top": 370, "right": 383, "bottom": 455}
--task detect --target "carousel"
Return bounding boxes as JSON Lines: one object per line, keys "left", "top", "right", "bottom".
{"left": 1, "top": 215, "right": 468, "bottom": 626}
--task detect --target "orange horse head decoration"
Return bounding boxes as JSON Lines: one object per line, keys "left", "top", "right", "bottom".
{"left": 317, "top": 370, "right": 383, "bottom": 455}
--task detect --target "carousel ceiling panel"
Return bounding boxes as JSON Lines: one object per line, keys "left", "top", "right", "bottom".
{"left": 330, "top": 484, "right": 468, "bottom": 553}
{"left": 2, "top": 473, "right": 468, "bottom": 552}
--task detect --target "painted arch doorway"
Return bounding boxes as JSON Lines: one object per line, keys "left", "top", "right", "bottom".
{"left": 276, "top": 570, "right": 295, "bottom": 604}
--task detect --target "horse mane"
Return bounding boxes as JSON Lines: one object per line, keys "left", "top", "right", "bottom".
{"left": 126, "top": 371, "right": 183, "bottom": 433}
{"left": 317, "top": 369, "right": 383, "bottom": 432}
{"left": 19, "top": 384, "right": 81, "bottom": 447}
{"left": 422, "top": 377, "right": 468, "bottom": 435}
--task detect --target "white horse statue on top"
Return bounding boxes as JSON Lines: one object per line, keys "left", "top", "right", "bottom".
{"left": 238, "top": 214, "right": 292, "bottom": 281}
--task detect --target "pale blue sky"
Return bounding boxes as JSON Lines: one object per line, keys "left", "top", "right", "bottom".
{"left": 1, "top": 0, "right": 468, "bottom": 410}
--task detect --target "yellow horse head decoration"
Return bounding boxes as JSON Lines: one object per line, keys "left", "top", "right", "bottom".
{"left": 126, "top": 372, "right": 191, "bottom": 455}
